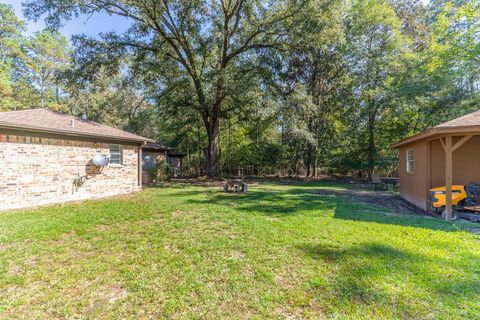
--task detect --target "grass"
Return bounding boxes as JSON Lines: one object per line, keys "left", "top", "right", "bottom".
{"left": 0, "top": 181, "right": 479, "bottom": 319}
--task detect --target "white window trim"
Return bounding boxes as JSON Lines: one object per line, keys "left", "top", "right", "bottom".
{"left": 406, "top": 149, "right": 414, "bottom": 174}
{"left": 109, "top": 144, "right": 123, "bottom": 166}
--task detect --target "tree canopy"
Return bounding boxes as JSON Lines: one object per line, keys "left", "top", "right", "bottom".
{"left": 1, "top": 0, "right": 478, "bottom": 177}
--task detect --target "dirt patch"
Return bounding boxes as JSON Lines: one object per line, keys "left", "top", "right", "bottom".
{"left": 465, "top": 228, "right": 480, "bottom": 235}
{"left": 164, "top": 243, "right": 181, "bottom": 254}
{"left": 316, "top": 189, "right": 428, "bottom": 216}
{"left": 85, "top": 285, "right": 128, "bottom": 315}
{"left": 0, "top": 243, "right": 16, "bottom": 253}
{"left": 7, "top": 262, "right": 22, "bottom": 276}
{"left": 228, "top": 250, "right": 245, "bottom": 261}
{"left": 172, "top": 210, "right": 186, "bottom": 219}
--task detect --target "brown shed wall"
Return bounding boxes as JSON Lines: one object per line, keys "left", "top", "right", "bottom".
{"left": 430, "top": 136, "right": 480, "bottom": 188}
{"left": 399, "top": 141, "right": 429, "bottom": 211}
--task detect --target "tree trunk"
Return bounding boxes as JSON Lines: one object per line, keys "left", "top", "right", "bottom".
{"left": 204, "top": 109, "right": 221, "bottom": 178}
{"left": 204, "top": 64, "right": 225, "bottom": 178}
{"left": 305, "top": 143, "right": 313, "bottom": 177}
{"left": 312, "top": 148, "right": 318, "bottom": 178}
{"left": 367, "top": 111, "right": 376, "bottom": 175}
{"left": 40, "top": 81, "right": 45, "bottom": 108}
{"left": 293, "top": 148, "right": 300, "bottom": 177}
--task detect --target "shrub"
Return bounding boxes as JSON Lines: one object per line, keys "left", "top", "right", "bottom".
{"left": 149, "top": 160, "right": 173, "bottom": 183}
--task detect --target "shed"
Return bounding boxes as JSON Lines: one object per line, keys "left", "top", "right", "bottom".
{"left": 0, "top": 108, "right": 153, "bottom": 211}
{"left": 166, "top": 151, "right": 185, "bottom": 177}
{"left": 141, "top": 142, "right": 185, "bottom": 184}
{"left": 392, "top": 110, "right": 480, "bottom": 220}
{"left": 141, "top": 142, "right": 169, "bottom": 184}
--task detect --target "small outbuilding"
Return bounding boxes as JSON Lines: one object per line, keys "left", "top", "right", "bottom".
{"left": 393, "top": 110, "right": 480, "bottom": 220}
{"left": 141, "top": 142, "right": 185, "bottom": 184}
{"left": 166, "top": 151, "right": 185, "bottom": 177}
{"left": 141, "top": 142, "right": 169, "bottom": 184}
{"left": 0, "top": 109, "right": 153, "bottom": 211}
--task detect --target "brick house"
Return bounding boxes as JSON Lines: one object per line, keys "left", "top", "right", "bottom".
{"left": 0, "top": 109, "right": 153, "bottom": 211}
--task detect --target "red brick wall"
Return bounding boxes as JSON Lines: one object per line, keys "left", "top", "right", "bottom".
{"left": 0, "top": 134, "right": 141, "bottom": 211}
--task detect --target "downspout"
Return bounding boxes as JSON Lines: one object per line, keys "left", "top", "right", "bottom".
{"left": 138, "top": 141, "right": 146, "bottom": 188}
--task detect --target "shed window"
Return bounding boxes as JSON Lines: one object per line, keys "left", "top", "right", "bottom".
{"left": 406, "top": 149, "right": 414, "bottom": 173}
{"left": 109, "top": 144, "right": 122, "bottom": 165}
{"left": 142, "top": 152, "right": 155, "bottom": 169}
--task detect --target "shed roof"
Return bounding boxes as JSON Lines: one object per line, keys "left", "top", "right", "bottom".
{"left": 0, "top": 109, "right": 154, "bottom": 143}
{"left": 433, "top": 110, "right": 480, "bottom": 129}
{"left": 392, "top": 110, "right": 480, "bottom": 148}
{"left": 142, "top": 142, "right": 172, "bottom": 151}
{"left": 142, "top": 142, "right": 186, "bottom": 157}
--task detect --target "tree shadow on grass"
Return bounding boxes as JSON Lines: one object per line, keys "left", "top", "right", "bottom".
{"left": 299, "top": 242, "right": 480, "bottom": 318}
{"left": 181, "top": 188, "right": 336, "bottom": 217}
{"left": 175, "top": 187, "right": 477, "bottom": 232}
{"left": 332, "top": 195, "right": 475, "bottom": 232}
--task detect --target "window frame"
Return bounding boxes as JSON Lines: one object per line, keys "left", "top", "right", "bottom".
{"left": 142, "top": 152, "right": 156, "bottom": 170}
{"left": 109, "top": 144, "right": 123, "bottom": 166}
{"left": 406, "top": 149, "right": 414, "bottom": 174}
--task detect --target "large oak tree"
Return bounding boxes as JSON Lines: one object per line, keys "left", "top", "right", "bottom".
{"left": 25, "top": 0, "right": 310, "bottom": 177}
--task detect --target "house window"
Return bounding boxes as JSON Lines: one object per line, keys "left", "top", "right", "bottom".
{"left": 406, "top": 149, "right": 414, "bottom": 173}
{"left": 109, "top": 144, "right": 122, "bottom": 165}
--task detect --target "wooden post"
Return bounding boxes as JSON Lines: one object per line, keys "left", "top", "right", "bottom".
{"left": 138, "top": 144, "right": 143, "bottom": 188}
{"left": 445, "top": 136, "right": 453, "bottom": 221}
{"left": 426, "top": 141, "right": 431, "bottom": 209}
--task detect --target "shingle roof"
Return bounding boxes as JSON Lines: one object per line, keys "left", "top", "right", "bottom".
{"left": 0, "top": 109, "right": 153, "bottom": 143}
{"left": 142, "top": 142, "right": 172, "bottom": 151}
{"left": 142, "top": 142, "right": 186, "bottom": 156}
{"left": 434, "top": 110, "right": 480, "bottom": 129}
{"left": 392, "top": 109, "right": 480, "bottom": 148}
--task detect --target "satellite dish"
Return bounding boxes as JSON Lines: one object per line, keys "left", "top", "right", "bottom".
{"left": 92, "top": 153, "right": 111, "bottom": 167}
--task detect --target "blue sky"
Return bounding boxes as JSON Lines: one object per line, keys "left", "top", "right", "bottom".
{"left": 6, "top": 0, "right": 431, "bottom": 41}
{"left": 5, "top": 0, "right": 132, "bottom": 40}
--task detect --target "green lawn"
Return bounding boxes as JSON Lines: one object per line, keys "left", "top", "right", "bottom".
{"left": 1, "top": 182, "right": 479, "bottom": 319}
